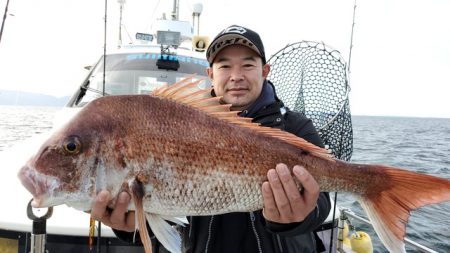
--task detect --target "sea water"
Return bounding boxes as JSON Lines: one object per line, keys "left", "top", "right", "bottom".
{"left": 0, "top": 105, "right": 449, "bottom": 252}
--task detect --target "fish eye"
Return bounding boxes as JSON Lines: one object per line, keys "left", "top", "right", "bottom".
{"left": 63, "top": 136, "right": 82, "bottom": 155}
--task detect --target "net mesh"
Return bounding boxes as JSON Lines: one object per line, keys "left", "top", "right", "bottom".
{"left": 268, "top": 41, "right": 353, "bottom": 161}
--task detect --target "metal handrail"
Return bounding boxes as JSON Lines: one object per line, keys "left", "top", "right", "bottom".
{"left": 339, "top": 208, "right": 438, "bottom": 253}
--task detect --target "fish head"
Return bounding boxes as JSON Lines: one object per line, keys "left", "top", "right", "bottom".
{"left": 18, "top": 98, "right": 131, "bottom": 211}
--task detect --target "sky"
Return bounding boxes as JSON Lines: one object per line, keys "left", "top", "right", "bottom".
{"left": 0, "top": 0, "right": 449, "bottom": 118}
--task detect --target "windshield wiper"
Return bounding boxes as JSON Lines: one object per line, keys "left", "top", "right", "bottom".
{"left": 83, "top": 86, "right": 110, "bottom": 96}
{"left": 74, "top": 82, "right": 110, "bottom": 106}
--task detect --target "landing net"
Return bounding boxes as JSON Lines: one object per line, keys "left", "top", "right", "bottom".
{"left": 268, "top": 41, "right": 353, "bottom": 161}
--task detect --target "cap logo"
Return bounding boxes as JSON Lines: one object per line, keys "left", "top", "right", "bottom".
{"left": 221, "top": 26, "right": 247, "bottom": 35}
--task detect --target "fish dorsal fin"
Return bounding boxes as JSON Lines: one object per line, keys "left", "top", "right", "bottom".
{"left": 151, "top": 77, "right": 333, "bottom": 161}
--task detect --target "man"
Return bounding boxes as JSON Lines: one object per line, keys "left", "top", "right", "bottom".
{"left": 91, "top": 25, "right": 331, "bottom": 252}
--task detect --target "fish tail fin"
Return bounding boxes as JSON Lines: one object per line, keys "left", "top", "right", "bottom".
{"left": 130, "top": 179, "right": 153, "bottom": 253}
{"left": 357, "top": 166, "right": 450, "bottom": 253}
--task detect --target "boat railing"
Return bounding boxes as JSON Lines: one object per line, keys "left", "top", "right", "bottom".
{"left": 338, "top": 208, "right": 438, "bottom": 253}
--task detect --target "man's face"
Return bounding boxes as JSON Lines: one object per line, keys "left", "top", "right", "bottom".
{"left": 207, "top": 45, "right": 270, "bottom": 111}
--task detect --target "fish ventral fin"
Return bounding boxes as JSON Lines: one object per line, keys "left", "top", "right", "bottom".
{"left": 151, "top": 76, "right": 333, "bottom": 161}
{"left": 146, "top": 213, "right": 184, "bottom": 253}
{"left": 129, "top": 178, "right": 153, "bottom": 253}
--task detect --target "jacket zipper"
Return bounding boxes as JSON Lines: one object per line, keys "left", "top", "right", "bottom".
{"left": 204, "top": 216, "right": 214, "bottom": 253}
{"left": 276, "top": 235, "right": 284, "bottom": 252}
{"left": 250, "top": 212, "right": 263, "bottom": 253}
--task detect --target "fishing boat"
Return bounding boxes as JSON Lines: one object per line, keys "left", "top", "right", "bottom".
{"left": 0, "top": 1, "right": 445, "bottom": 253}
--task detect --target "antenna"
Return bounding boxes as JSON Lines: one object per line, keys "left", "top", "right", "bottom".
{"left": 0, "top": 0, "right": 11, "bottom": 45}
{"left": 117, "top": 0, "right": 126, "bottom": 48}
{"left": 102, "top": 0, "right": 108, "bottom": 96}
{"left": 347, "top": 0, "right": 357, "bottom": 78}
{"left": 192, "top": 3, "right": 203, "bottom": 36}
{"left": 171, "top": 0, "right": 180, "bottom": 20}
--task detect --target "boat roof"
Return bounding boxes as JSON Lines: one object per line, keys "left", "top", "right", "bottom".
{"left": 109, "top": 44, "right": 207, "bottom": 59}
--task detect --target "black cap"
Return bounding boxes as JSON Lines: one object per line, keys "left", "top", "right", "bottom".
{"left": 206, "top": 25, "right": 266, "bottom": 66}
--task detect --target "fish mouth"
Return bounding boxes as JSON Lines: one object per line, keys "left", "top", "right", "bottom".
{"left": 18, "top": 165, "right": 60, "bottom": 207}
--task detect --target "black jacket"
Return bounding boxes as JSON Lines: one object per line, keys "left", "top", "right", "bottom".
{"left": 114, "top": 82, "right": 331, "bottom": 253}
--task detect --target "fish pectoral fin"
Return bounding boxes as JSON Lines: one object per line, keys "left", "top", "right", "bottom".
{"left": 146, "top": 213, "right": 182, "bottom": 253}
{"left": 160, "top": 215, "right": 189, "bottom": 226}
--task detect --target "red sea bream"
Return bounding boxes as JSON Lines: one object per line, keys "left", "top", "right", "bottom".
{"left": 18, "top": 79, "right": 450, "bottom": 253}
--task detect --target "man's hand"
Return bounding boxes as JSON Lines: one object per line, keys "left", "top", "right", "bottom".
{"left": 262, "top": 163, "right": 320, "bottom": 223}
{"left": 90, "top": 190, "right": 136, "bottom": 232}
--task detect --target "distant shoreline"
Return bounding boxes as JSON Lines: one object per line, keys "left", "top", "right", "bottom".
{"left": 0, "top": 90, "right": 70, "bottom": 107}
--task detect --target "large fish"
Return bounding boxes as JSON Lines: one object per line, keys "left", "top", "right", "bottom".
{"left": 18, "top": 78, "right": 450, "bottom": 253}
